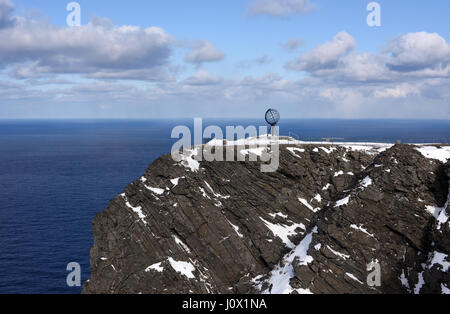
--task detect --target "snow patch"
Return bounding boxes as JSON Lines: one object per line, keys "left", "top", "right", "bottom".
{"left": 416, "top": 146, "right": 450, "bottom": 163}
{"left": 145, "top": 262, "right": 164, "bottom": 273}
{"left": 179, "top": 148, "right": 200, "bottom": 172}
{"left": 260, "top": 227, "right": 318, "bottom": 294}
{"left": 335, "top": 196, "right": 350, "bottom": 208}
{"left": 122, "top": 193, "right": 147, "bottom": 225}
{"left": 442, "top": 284, "right": 450, "bottom": 294}
{"left": 345, "top": 273, "right": 363, "bottom": 285}
{"left": 326, "top": 245, "right": 350, "bottom": 260}
{"left": 167, "top": 257, "right": 196, "bottom": 279}
{"left": 143, "top": 184, "right": 165, "bottom": 195}
{"left": 171, "top": 177, "right": 184, "bottom": 187}
{"left": 269, "top": 212, "right": 289, "bottom": 219}
{"left": 173, "top": 235, "right": 191, "bottom": 254}
{"left": 361, "top": 176, "right": 373, "bottom": 189}
{"left": 287, "top": 147, "right": 305, "bottom": 158}
{"left": 334, "top": 171, "right": 344, "bottom": 177}
{"left": 241, "top": 147, "right": 266, "bottom": 157}
{"left": 260, "top": 217, "right": 306, "bottom": 249}
{"left": 313, "top": 194, "right": 322, "bottom": 203}
{"left": 204, "top": 181, "right": 230, "bottom": 199}
{"left": 424, "top": 182, "right": 450, "bottom": 230}
{"left": 320, "top": 147, "right": 337, "bottom": 154}
{"left": 298, "top": 198, "right": 320, "bottom": 213}
{"left": 414, "top": 272, "right": 425, "bottom": 294}
{"left": 227, "top": 219, "right": 244, "bottom": 238}
{"left": 400, "top": 270, "right": 411, "bottom": 292}
{"left": 350, "top": 224, "right": 375, "bottom": 238}
{"left": 429, "top": 251, "right": 450, "bottom": 272}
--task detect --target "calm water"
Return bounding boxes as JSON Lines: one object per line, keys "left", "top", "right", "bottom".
{"left": 0, "top": 119, "right": 449, "bottom": 294}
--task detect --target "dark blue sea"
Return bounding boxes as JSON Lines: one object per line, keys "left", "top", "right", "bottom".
{"left": 0, "top": 119, "right": 449, "bottom": 294}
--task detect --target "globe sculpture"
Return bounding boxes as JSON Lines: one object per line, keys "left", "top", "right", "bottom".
{"left": 265, "top": 109, "right": 280, "bottom": 136}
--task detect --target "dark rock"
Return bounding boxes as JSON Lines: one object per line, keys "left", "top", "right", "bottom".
{"left": 83, "top": 142, "right": 450, "bottom": 294}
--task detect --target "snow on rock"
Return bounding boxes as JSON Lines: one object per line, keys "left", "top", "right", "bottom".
{"left": 326, "top": 245, "right": 350, "bottom": 260}
{"left": 400, "top": 270, "right": 411, "bottom": 292}
{"left": 424, "top": 182, "right": 450, "bottom": 230}
{"left": 287, "top": 147, "right": 305, "bottom": 158}
{"left": 217, "top": 135, "right": 300, "bottom": 147}
{"left": 350, "top": 224, "right": 375, "bottom": 238}
{"left": 345, "top": 273, "right": 363, "bottom": 285}
{"left": 143, "top": 184, "right": 165, "bottom": 195}
{"left": 360, "top": 176, "right": 373, "bottom": 189}
{"left": 320, "top": 147, "right": 337, "bottom": 154}
{"left": 414, "top": 272, "right": 425, "bottom": 294}
{"left": 269, "top": 212, "right": 289, "bottom": 219}
{"left": 429, "top": 251, "right": 450, "bottom": 272}
{"left": 416, "top": 145, "right": 450, "bottom": 163}
{"left": 227, "top": 219, "right": 244, "bottom": 238}
{"left": 313, "top": 194, "right": 322, "bottom": 203}
{"left": 241, "top": 147, "right": 266, "bottom": 157}
{"left": 334, "top": 171, "right": 344, "bottom": 177}
{"left": 145, "top": 262, "right": 164, "bottom": 273}
{"left": 335, "top": 196, "right": 350, "bottom": 208}
{"left": 322, "top": 184, "right": 332, "bottom": 191}
{"left": 171, "top": 177, "right": 184, "bottom": 187}
{"left": 298, "top": 198, "right": 320, "bottom": 213}
{"left": 442, "top": 284, "right": 450, "bottom": 294}
{"left": 341, "top": 144, "right": 393, "bottom": 155}
{"left": 121, "top": 193, "right": 147, "bottom": 225}
{"left": 173, "top": 235, "right": 191, "bottom": 254}
{"left": 167, "top": 257, "right": 196, "bottom": 279}
{"left": 179, "top": 148, "right": 200, "bottom": 172}
{"left": 204, "top": 181, "right": 230, "bottom": 199}
{"left": 260, "top": 227, "right": 318, "bottom": 294}
{"left": 260, "top": 217, "right": 306, "bottom": 249}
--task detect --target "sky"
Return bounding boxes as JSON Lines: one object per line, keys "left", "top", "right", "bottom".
{"left": 1, "top": 0, "right": 450, "bottom": 119}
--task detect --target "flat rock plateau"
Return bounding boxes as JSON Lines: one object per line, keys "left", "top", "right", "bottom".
{"left": 83, "top": 137, "right": 450, "bottom": 294}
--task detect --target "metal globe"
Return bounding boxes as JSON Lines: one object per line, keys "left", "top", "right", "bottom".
{"left": 265, "top": 109, "right": 280, "bottom": 126}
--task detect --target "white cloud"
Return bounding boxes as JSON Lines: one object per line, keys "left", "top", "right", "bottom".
{"left": 0, "top": 0, "right": 14, "bottom": 28}
{"left": 1, "top": 2, "right": 450, "bottom": 119}
{"left": 286, "top": 31, "right": 356, "bottom": 71}
{"left": 385, "top": 32, "right": 450, "bottom": 72}
{"left": 236, "top": 55, "right": 271, "bottom": 68}
{"left": 0, "top": 11, "right": 174, "bottom": 80}
{"left": 249, "top": 0, "right": 314, "bottom": 17}
{"left": 183, "top": 70, "right": 223, "bottom": 86}
{"left": 282, "top": 39, "right": 304, "bottom": 51}
{"left": 373, "top": 83, "right": 420, "bottom": 99}
{"left": 286, "top": 31, "right": 450, "bottom": 84}
{"left": 184, "top": 40, "right": 225, "bottom": 66}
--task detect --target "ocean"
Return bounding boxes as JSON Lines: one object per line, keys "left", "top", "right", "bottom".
{"left": 0, "top": 119, "right": 449, "bottom": 294}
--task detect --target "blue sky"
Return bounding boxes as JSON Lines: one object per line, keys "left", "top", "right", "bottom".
{"left": 1, "top": 0, "right": 450, "bottom": 119}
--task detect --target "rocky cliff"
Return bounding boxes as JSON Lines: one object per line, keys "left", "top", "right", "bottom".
{"left": 83, "top": 138, "right": 450, "bottom": 294}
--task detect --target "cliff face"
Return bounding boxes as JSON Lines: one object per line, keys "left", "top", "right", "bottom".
{"left": 83, "top": 139, "right": 450, "bottom": 294}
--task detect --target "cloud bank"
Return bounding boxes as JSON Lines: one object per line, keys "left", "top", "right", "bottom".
{"left": 249, "top": 0, "right": 314, "bottom": 17}
{"left": 0, "top": 1, "right": 449, "bottom": 119}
